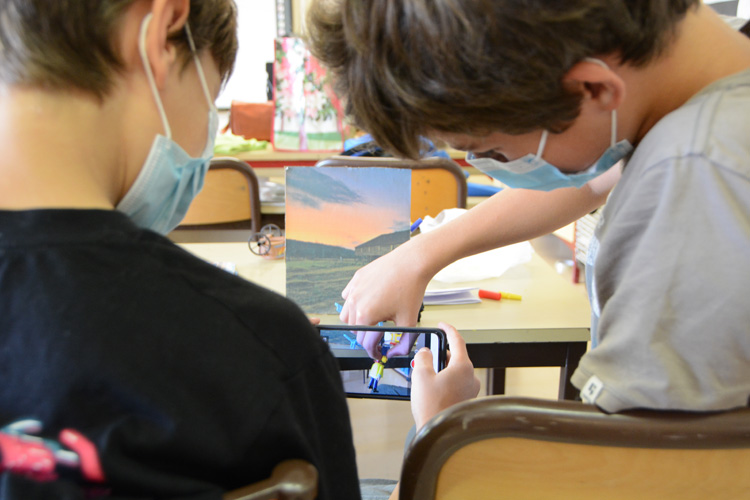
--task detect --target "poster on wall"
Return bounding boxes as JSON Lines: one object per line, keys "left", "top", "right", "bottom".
{"left": 285, "top": 166, "right": 411, "bottom": 314}
{"left": 273, "top": 37, "right": 345, "bottom": 152}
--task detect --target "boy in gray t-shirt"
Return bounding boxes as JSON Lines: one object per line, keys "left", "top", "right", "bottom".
{"left": 307, "top": 0, "right": 750, "bottom": 438}
{"left": 574, "top": 69, "right": 750, "bottom": 411}
{"left": 309, "top": 2, "right": 750, "bottom": 497}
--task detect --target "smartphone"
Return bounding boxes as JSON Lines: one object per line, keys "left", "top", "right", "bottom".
{"left": 316, "top": 325, "right": 447, "bottom": 400}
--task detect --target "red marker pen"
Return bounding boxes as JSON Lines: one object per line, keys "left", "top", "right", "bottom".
{"left": 478, "top": 290, "right": 522, "bottom": 301}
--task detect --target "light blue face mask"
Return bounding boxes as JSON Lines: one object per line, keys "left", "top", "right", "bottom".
{"left": 466, "top": 59, "right": 633, "bottom": 191}
{"left": 116, "top": 14, "right": 219, "bottom": 235}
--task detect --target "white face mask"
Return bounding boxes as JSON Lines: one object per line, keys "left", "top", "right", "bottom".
{"left": 116, "top": 13, "right": 219, "bottom": 235}
{"left": 466, "top": 58, "right": 633, "bottom": 191}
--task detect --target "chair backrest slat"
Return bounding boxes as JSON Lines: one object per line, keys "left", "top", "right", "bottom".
{"left": 400, "top": 396, "right": 750, "bottom": 500}
{"left": 179, "top": 157, "right": 261, "bottom": 234}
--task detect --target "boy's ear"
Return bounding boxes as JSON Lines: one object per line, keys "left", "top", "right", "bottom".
{"left": 142, "top": 0, "right": 191, "bottom": 89}
{"left": 563, "top": 59, "right": 626, "bottom": 111}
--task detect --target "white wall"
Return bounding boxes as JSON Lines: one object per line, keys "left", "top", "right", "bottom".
{"left": 704, "top": 0, "right": 750, "bottom": 17}
{"left": 217, "top": 0, "right": 277, "bottom": 109}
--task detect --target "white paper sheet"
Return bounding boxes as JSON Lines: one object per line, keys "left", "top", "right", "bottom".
{"left": 419, "top": 209, "right": 534, "bottom": 283}
{"left": 423, "top": 287, "right": 480, "bottom": 305}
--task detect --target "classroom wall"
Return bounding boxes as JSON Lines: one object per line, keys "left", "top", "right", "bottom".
{"left": 217, "top": 0, "right": 314, "bottom": 109}
{"left": 705, "top": 0, "right": 750, "bottom": 17}
{"left": 217, "top": 0, "right": 277, "bottom": 109}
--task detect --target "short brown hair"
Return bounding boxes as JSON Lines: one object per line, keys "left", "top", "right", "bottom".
{"left": 0, "top": 0, "right": 238, "bottom": 98}
{"left": 307, "top": 0, "right": 699, "bottom": 159}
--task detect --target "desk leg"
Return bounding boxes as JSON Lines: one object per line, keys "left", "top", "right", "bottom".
{"left": 466, "top": 341, "right": 588, "bottom": 401}
{"left": 486, "top": 369, "right": 506, "bottom": 395}
{"left": 558, "top": 342, "right": 587, "bottom": 400}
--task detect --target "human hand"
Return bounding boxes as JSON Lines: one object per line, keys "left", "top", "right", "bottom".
{"left": 308, "top": 317, "right": 321, "bottom": 326}
{"left": 385, "top": 332, "right": 418, "bottom": 359}
{"left": 410, "top": 322, "right": 480, "bottom": 430}
{"left": 339, "top": 243, "right": 430, "bottom": 327}
{"left": 356, "top": 330, "right": 385, "bottom": 360}
{"left": 355, "top": 331, "right": 420, "bottom": 361}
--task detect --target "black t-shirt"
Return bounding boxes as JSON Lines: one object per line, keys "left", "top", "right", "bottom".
{"left": 0, "top": 209, "right": 361, "bottom": 500}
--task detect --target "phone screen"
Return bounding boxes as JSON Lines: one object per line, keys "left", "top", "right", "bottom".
{"left": 316, "top": 325, "right": 446, "bottom": 400}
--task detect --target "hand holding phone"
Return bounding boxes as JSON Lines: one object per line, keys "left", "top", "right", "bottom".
{"left": 317, "top": 325, "right": 447, "bottom": 400}
{"left": 410, "top": 322, "right": 481, "bottom": 429}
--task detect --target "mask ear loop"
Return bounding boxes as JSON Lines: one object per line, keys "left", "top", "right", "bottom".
{"left": 610, "top": 109, "right": 618, "bottom": 147}
{"left": 583, "top": 57, "right": 619, "bottom": 147}
{"left": 536, "top": 130, "right": 549, "bottom": 158}
{"left": 138, "top": 14, "right": 172, "bottom": 139}
{"left": 184, "top": 22, "right": 217, "bottom": 112}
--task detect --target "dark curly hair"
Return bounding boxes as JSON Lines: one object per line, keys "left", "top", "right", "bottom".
{"left": 307, "top": 0, "right": 700, "bottom": 158}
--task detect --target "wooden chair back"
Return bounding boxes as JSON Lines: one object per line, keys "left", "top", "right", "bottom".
{"left": 400, "top": 396, "right": 750, "bottom": 500}
{"left": 223, "top": 459, "right": 318, "bottom": 500}
{"left": 314, "top": 156, "right": 467, "bottom": 221}
{"left": 180, "top": 157, "right": 262, "bottom": 233}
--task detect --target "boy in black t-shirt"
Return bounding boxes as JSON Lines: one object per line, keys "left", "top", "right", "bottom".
{"left": 0, "top": 1, "right": 360, "bottom": 498}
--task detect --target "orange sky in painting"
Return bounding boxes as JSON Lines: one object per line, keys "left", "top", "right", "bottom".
{"left": 287, "top": 199, "right": 406, "bottom": 249}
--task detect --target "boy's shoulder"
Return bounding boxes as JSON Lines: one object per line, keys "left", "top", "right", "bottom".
{"left": 631, "top": 68, "right": 750, "bottom": 177}
{"left": 0, "top": 209, "right": 327, "bottom": 377}
{"left": 139, "top": 237, "right": 329, "bottom": 371}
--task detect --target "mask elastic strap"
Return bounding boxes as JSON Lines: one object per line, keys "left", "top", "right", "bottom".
{"left": 583, "top": 57, "right": 619, "bottom": 147}
{"left": 611, "top": 109, "right": 618, "bottom": 147}
{"left": 583, "top": 57, "right": 608, "bottom": 68}
{"left": 184, "top": 22, "right": 217, "bottom": 112}
{"left": 536, "top": 130, "right": 549, "bottom": 158}
{"left": 138, "top": 14, "right": 172, "bottom": 139}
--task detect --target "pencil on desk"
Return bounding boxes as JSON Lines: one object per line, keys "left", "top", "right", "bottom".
{"left": 478, "top": 290, "right": 522, "bottom": 301}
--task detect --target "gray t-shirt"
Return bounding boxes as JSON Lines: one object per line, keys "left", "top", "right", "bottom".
{"left": 571, "top": 69, "right": 750, "bottom": 412}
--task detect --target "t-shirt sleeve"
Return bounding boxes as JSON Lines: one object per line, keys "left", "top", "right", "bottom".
{"left": 572, "top": 154, "right": 750, "bottom": 412}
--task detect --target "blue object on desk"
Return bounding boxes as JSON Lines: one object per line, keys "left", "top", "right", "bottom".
{"left": 342, "top": 333, "right": 361, "bottom": 349}
{"left": 463, "top": 170, "right": 503, "bottom": 197}
{"left": 467, "top": 183, "right": 503, "bottom": 196}
{"left": 342, "top": 134, "right": 450, "bottom": 159}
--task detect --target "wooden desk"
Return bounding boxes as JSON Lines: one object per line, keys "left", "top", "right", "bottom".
{"left": 232, "top": 147, "right": 473, "bottom": 170}
{"left": 181, "top": 242, "right": 591, "bottom": 400}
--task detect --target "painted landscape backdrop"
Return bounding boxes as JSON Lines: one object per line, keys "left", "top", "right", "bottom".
{"left": 285, "top": 166, "right": 411, "bottom": 314}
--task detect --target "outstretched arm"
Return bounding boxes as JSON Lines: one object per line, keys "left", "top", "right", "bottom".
{"left": 339, "top": 167, "right": 619, "bottom": 327}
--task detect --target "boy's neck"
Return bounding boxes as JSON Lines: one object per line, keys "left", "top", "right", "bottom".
{"left": 629, "top": 4, "right": 750, "bottom": 143}
{"left": 0, "top": 87, "right": 124, "bottom": 211}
